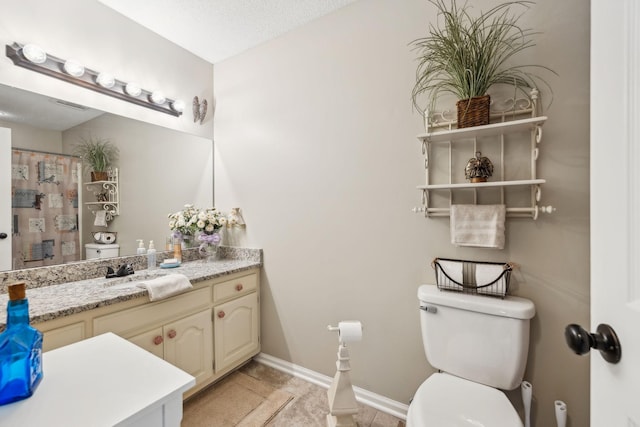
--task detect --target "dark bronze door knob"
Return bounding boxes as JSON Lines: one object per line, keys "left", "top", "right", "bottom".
{"left": 565, "top": 323, "right": 621, "bottom": 364}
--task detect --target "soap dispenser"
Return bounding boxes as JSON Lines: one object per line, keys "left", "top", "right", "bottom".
{"left": 136, "top": 239, "right": 146, "bottom": 255}
{"left": 147, "top": 240, "right": 157, "bottom": 270}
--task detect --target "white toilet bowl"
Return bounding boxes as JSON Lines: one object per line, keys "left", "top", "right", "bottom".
{"left": 407, "top": 373, "right": 523, "bottom": 426}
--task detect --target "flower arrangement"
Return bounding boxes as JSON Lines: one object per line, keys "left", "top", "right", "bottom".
{"left": 168, "top": 204, "right": 200, "bottom": 238}
{"left": 195, "top": 207, "right": 225, "bottom": 234}
{"left": 168, "top": 204, "right": 226, "bottom": 242}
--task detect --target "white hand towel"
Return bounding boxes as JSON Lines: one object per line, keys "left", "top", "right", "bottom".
{"left": 137, "top": 273, "right": 192, "bottom": 301}
{"left": 94, "top": 210, "right": 107, "bottom": 227}
{"left": 475, "top": 263, "right": 507, "bottom": 296}
{"left": 450, "top": 204, "right": 506, "bottom": 249}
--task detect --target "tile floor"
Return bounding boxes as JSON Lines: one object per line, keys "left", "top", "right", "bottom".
{"left": 238, "top": 361, "right": 406, "bottom": 427}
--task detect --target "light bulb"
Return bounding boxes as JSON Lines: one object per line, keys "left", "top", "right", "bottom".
{"left": 63, "top": 60, "right": 84, "bottom": 77}
{"left": 150, "top": 91, "right": 166, "bottom": 104}
{"left": 125, "top": 82, "right": 142, "bottom": 97}
{"left": 22, "top": 44, "right": 46, "bottom": 64}
{"left": 96, "top": 72, "right": 115, "bottom": 88}
{"left": 171, "top": 100, "right": 185, "bottom": 113}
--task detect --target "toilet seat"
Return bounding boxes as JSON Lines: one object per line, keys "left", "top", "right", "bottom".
{"left": 406, "top": 373, "right": 523, "bottom": 427}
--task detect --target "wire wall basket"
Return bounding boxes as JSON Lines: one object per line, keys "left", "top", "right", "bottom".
{"left": 432, "top": 258, "right": 513, "bottom": 298}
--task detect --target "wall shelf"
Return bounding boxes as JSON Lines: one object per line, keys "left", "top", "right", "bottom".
{"left": 415, "top": 98, "right": 552, "bottom": 220}
{"left": 417, "top": 116, "right": 547, "bottom": 143}
{"left": 418, "top": 178, "right": 546, "bottom": 191}
{"left": 85, "top": 168, "right": 119, "bottom": 222}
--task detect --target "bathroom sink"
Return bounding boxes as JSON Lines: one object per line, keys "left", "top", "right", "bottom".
{"left": 103, "top": 271, "right": 167, "bottom": 289}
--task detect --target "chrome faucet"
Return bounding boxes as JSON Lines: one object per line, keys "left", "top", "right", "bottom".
{"left": 105, "top": 264, "right": 135, "bottom": 278}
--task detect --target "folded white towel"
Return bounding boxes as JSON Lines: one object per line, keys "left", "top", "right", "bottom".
{"left": 450, "top": 204, "right": 506, "bottom": 249}
{"left": 475, "top": 263, "right": 507, "bottom": 296}
{"left": 137, "top": 273, "right": 192, "bottom": 301}
{"left": 94, "top": 210, "right": 107, "bottom": 227}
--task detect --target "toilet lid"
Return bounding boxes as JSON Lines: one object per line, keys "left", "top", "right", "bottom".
{"left": 407, "top": 373, "right": 523, "bottom": 427}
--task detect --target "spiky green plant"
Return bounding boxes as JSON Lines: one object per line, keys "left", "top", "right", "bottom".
{"left": 74, "top": 136, "right": 119, "bottom": 173}
{"left": 410, "top": 0, "right": 555, "bottom": 114}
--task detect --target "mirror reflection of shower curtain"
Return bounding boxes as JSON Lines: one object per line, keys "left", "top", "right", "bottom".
{"left": 11, "top": 149, "right": 81, "bottom": 269}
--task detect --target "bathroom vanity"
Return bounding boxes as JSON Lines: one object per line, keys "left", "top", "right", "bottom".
{"left": 0, "top": 332, "right": 195, "bottom": 426}
{"left": 0, "top": 247, "right": 262, "bottom": 399}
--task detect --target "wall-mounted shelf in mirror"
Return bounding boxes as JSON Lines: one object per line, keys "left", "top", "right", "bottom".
{"left": 85, "top": 168, "right": 119, "bottom": 222}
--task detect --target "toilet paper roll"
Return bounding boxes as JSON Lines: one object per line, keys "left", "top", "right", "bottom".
{"left": 338, "top": 321, "right": 363, "bottom": 343}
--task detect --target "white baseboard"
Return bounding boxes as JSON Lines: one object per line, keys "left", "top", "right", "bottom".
{"left": 254, "top": 352, "right": 409, "bottom": 421}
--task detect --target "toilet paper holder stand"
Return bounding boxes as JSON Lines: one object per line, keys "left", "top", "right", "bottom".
{"left": 326, "top": 321, "right": 363, "bottom": 427}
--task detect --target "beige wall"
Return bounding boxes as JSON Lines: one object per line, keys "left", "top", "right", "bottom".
{"left": 0, "top": 0, "right": 213, "bottom": 139}
{"left": 214, "top": 0, "right": 590, "bottom": 426}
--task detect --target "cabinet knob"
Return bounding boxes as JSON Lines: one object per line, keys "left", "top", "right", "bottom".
{"left": 167, "top": 329, "right": 177, "bottom": 339}
{"left": 235, "top": 283, "right": 243, "bottom": 291}
{"left": 153, "top": 335, "right": 163, "bottom": 345}
{"left": 217, "top": 310, "right": 225, "bottom": 319}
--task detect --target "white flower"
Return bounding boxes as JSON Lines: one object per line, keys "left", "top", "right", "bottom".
{"left": 205, "top": 224, "right": 214, "bottom": 232}
{"left": 198, "top": 211, "right": 207, "bottom": 220}
{"left": 177, "top": 219, "right": 185, "bottom": 227}
{"left": 219, "top": 217, "right": 227, "bottom": 226}
{"left": 197, "top": 220, "right": 205, "bottom": 228}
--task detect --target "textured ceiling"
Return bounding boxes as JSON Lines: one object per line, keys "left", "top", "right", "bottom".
{"left": 98, "top": 0, "right": 358, "bottom": 64}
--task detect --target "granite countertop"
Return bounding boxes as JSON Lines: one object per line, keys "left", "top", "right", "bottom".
{"left": 0, "top": 248, "right": 262, "bottom": 330}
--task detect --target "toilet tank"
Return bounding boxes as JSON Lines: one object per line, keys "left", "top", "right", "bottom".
{"left": 418, "top": 285, "right": 535, "bottom": 390}
{"left": 85, "top": 243, "right": 120, "bottom": 260}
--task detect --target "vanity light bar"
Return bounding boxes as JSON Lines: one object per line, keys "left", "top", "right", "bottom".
{"left": 5, "top": 42, "right": 184, "bottom": 117}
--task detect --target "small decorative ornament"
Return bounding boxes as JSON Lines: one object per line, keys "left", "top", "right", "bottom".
{"left": 465, "top": 151, "right": 494, "bottom": 183}
{"left": 193, "top": 96, "right": 200, "bottom": 123}
{"left": 192, "top": 96, "right": 209, "bottom": 125}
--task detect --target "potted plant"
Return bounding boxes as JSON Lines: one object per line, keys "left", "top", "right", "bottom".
{"left": 74, "top": 136, "right": 119, "bottom": 181}
{"left": 410, "top": 0, "right": 554, "bottom": 128}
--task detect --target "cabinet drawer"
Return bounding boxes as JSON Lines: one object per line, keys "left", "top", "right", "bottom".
{"left": 94, "top": 287, "right": 211, "bottom": 337}
{"left": 213, "top": 272, "right": 258, "bottom": 303}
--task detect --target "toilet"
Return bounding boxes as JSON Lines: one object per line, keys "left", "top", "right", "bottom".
{"left": 85, "top": 243, "right": 120, "bottom": 260}
{"left": 406, "top": 285, "right": 536, "bottom": 426}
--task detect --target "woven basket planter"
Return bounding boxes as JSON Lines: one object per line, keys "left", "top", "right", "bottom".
{"left": 90, "top": 171, "right": 109, "bottom": 182}
{"left": 456, "top": 95, "right": 491, "bottom": 128}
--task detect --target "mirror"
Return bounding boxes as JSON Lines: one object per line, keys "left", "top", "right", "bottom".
{"left": 0, "top": 84, "right": 213, "bottom": 271}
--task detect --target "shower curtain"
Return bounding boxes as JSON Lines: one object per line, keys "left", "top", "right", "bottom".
{"left": 11, "top": 149, "right": 81, "bottom": 269}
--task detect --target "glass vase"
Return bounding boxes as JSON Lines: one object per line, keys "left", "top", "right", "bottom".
{"left": 197, "top": 231, "right": 221, "bottom": 262}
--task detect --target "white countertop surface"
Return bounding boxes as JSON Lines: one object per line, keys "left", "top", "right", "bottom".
{"left": 0, "top": 332, "right": 195, "bottom": 426}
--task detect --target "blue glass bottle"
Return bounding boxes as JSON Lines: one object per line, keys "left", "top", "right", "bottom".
{"left": 0, "top": 282, "right": 43, "bottom": 405}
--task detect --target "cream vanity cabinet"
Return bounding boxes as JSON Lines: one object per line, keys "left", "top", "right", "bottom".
{"left": 213, "top": 273, "right": 260, "bottom": 373}
{"left": 94, "top": 287, "right": 214, "bottom": 386}
{"left": 33, "top": 268, "right": 260, "bottom": 396}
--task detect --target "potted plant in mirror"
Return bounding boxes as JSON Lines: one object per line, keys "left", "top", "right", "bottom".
{"left": 74, "top": 136, "right": 119, "bottom": 182}
{"left": 410, "top": 0, "right": 555, "bottom": 128}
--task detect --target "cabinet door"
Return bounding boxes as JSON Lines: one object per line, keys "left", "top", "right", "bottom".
{"left": 128, "top": 326, "right": 165, "bottom": 360}
{"left": 163, "top": 309, "right": 213, "bottom": 385}
{"left": 42, "top": 322, "right": 86, "bottom": 352}
{"left": 214, "top": 293, "right": 259, "bottom": 373}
